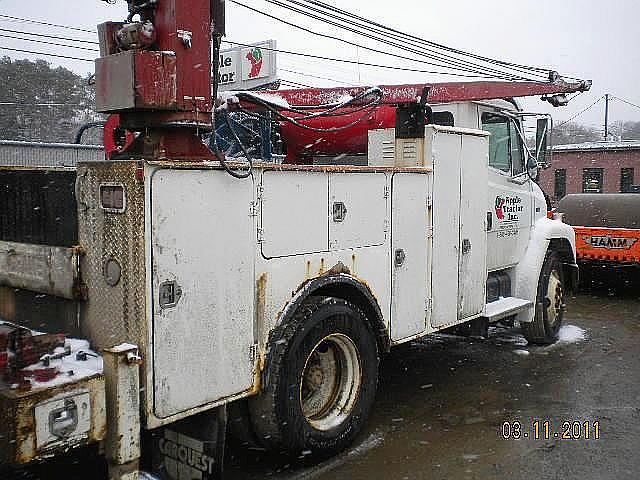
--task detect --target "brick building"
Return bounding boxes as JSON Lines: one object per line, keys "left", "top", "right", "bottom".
{"left": 538, "top": 141, "right": 640, "bottom": 203}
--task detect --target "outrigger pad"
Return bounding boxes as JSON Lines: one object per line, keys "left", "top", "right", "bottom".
{"left": 145, "top": 406, "right": 228, "bottom": 480}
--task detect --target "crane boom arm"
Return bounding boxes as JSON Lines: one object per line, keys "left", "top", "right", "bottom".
{"left": 240, "top": 77, "right": 591, "bottom": 110}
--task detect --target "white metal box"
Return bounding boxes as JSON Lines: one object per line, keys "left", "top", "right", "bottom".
{"left": 150, "top": 168, "right": 256, "bottom": 418}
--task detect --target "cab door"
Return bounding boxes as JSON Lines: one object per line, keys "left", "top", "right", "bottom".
{"left": 481, "top": 111, "right": 533, "bottom": 271}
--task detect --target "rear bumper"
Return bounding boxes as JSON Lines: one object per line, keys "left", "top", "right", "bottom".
{"left": 0, "top": 375, "right": 106, "bottom": 466}
{"left": 0, "top": 240, "right": 84, "bottom": 300}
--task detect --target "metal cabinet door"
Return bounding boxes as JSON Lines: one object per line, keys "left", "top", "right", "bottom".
{"left": 458, "top": 135, "right": 488, "bottom": 318}
{"left": 260, "top": 170, "right": 329, "bottom": 258}
{"left": 150, "top": 169, "right": 255, "bottom": 418}
{"left": 430, "top": 134, "right": 462, "bottom": 329}
{"left": 329, "top": 173, "right": 388, "bottom": 250}
{"left": 391, "top": 173, "right": 431, "bottom": 341}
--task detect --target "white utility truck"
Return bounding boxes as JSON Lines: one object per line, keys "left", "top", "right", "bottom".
{"left": 0, "top": 1, "right": 590, "bottom": 478}
{"left": 0, "top": 93, "right": 584, "bottom": 478}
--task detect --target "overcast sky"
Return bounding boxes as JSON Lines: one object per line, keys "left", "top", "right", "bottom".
{"left": 1, "top": 0, "right": 639, "bottom": 131}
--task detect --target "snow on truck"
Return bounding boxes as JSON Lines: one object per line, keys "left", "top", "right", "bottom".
{"left": 0, "top": 0, "right": 592, "bottom": 478}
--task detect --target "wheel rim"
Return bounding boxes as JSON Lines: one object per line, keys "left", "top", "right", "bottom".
{"left": 546, "top": 269, "right": 564, "bottom": 329}
{"left": 299, "top": 333, "right": 362, "bottom": 431}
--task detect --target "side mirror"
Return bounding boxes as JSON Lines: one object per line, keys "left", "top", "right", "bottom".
{"left": 535, "top": 117, "right": 551, "bottom": 168}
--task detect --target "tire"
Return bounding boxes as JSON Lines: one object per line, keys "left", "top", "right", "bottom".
{"left": 522, "top": 251, "right": 565, "bottom": 345}
{"left": 248, "top": 296, "right": 379, "bottom": 458}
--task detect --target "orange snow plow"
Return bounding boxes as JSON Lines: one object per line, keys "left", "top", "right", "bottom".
{"left": 573, "top": 227, "right": 640, "bottom": 263}
{"left": 558, "top": 194, "right": 640, "bottom": 266}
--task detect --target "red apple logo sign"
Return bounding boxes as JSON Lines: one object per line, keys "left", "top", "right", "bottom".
{"left": 495, "top": 196, "right": 506, "bottom": 220}
{"left": 246, "top": 47, "right": 264, "bottom": 79}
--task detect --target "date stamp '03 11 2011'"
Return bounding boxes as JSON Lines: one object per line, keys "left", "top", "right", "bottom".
{"left": 501, "top": 420, "right": 601, "bottom": 440}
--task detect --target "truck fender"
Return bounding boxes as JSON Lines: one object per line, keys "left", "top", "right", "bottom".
{"left": 273, "top": 272, "right": 390, "bottom": 353}
{"left": 514, "top": 217, "right": 577, "bottom": 324}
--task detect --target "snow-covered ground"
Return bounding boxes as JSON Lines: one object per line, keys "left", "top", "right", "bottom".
{"left": 556, "top": 324, "right": 588, "bottom": 344}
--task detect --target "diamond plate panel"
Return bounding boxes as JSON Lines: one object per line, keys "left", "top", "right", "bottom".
{"left": 76, "top": 161, "right": 146, "bottom": 352}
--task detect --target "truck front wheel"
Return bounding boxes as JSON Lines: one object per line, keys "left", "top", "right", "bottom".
{"left": 523, "top": 251, "right": 565, "bottom": 345}
{"left": 248, "top": 296, "right": 379, "bottom": 458}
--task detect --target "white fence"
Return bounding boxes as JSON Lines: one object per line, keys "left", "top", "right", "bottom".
{"left": 0, "top": 140, "right": 104, "bottom": 167}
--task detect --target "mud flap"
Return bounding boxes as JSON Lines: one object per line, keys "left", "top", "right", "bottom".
{"left": 146, "top": 406, "right": 227, "bottom": 480}
{"left": 564, "top": 263, "right": 579, "bottom": 293}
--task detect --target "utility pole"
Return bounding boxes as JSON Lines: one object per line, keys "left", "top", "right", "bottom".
{"left": 604, "top": 93, "right": 609, "bottom": 141}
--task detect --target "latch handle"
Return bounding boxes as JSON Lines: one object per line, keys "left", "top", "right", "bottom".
{"left": 159, "top": 280, "right": 183, "bottom": 309}
{"left": 332, "top": 202, "right": 348, "bottom": 222}
{"left": 462, "top": 238, "right": 472, "bottom": 255}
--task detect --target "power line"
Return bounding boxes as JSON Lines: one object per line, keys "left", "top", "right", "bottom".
{"left": 0, "top": 10, "right": 569, "bottom": 85}
{"left": 280, "top": 67, "right": 353, "bottom": 85}
{"left": 296, "top": 0, "right": 553, "bottom": 76}
{"left": 0, "top": 102, "right": 89, "bottom": 107}
{"left": 3, "top": 20, "right": 479, "bottom": 80}
{"left": 260, "top": 0, "right": 526, "bottom": 81}
{"left": 0, "top": 33, "right": 99, "bottom": 52}
{"left": 228, "top": 0, "right": 528, "bottom": 81}
{"left": 0, "top": 14, "right": 95, "bottom": 34}
{"left": 0, "top": 14, "right": 554, "bottom": 84}
{"left": 280, "top": 78, "right": 313, "bottom": 89}
{"left": 223, "top": 40, "right": 519, "bottom": 79}
{"left": 556, "top": 94, "right": 640, "bottom": 130}
{"left": 1, "top": 35, "right": 502, "bottom": 82}
{"left": 556, "top": 96, "right": 605, "bottom": 127}
{"left": 610, "top": 95, "right": 640, "bottom": 111}
{"left": 0, "top": 46, "right": 93, "bottom": 62}
{"left": 0, "top": 23, "right": 515, "bottom": 80}
{"left": 0, "top": 27, "right": 99, "bottom": 45}
{"left": 1, "top": 31, "right": 501, "bottom": 81}
{"left": 260, "top": 0, "right": 547, "bottom": 82}
{"left": 0, "top": 11, "right": 551, "bottom": 79}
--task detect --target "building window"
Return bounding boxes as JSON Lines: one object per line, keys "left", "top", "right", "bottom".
{"left": 621, "top": 168, "right": 634, "bottom": 193}
{"left": 583, "top": 168, "right": 604, "bottom": 193}
{"left": 554, "top": 169, "right": 567, "bottom": 199}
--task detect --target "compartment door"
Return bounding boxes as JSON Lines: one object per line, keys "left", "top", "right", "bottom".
{"left": 391, "top": 173, "right": 431, "bottom": 341}
{"left": 151, "top": 169, "right": 255, "bottom": 418}
{"left": 260, "top": 170, "right": 329, "bottom": 258}
{"left": 329, "top": 173, "right": 388, "bottom": 250}
{"left": 430, "top": 133, "right": 462, "bottom": 329}
{"left": 458, "top": 135, "right": 488, "bottom": 318}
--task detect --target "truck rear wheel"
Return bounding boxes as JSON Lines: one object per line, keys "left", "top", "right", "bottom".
{"left": 523, "top": 251, "right": 565, "bottom": 345}
{"left": 248, "top": 296, "right": 379, "bottom": 458}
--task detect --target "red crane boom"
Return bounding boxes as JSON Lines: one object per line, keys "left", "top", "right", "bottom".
{"left": 256, "top": 77, "right": 591, "bottom": 108}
